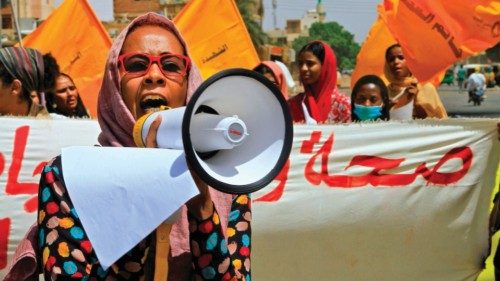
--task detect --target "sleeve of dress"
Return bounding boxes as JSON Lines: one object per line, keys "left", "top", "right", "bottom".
{"left": 189, "top": 194, "right": 252, "bottom": 281}
{"left": 331, "top": 91, "right": 352, "bottom": 123}
{"left": 37, "top": 157, "right": 148, "bottom": 280}
{"left": 414, "top": 83, "right": 448, "bottom": 119}
{"left": 340, "top": 95, "right": 353, "bottom": 123}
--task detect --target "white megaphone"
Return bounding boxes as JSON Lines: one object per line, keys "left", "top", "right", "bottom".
{"left": 133, "top": 68, "right": 293, "bottom": 194}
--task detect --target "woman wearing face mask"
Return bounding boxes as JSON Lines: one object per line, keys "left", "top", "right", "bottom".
{"left": 351, "top": 74, "right": 391, "bottom": 122}
{"left": 5, "top": 13, "right": 251, "bottom": 281}
{"left": 288, "top": 41, "right": 351, "bottom": 124}
{"left": 384, "top": 43, "right": 447, "bottom": 120}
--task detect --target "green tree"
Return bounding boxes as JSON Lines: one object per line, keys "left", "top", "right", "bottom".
{"left": 292, "top": 21, "right": 360, "bottom": 70}
{"left": 236, "top": 0, "right": 268, "bottom": 50}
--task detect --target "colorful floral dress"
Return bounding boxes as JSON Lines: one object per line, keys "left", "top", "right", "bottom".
{"left": 288, "top": 89, "right": 351, "bottom": 124}
{"left": 37, "top": 156, "right": 251, "bottom": 280}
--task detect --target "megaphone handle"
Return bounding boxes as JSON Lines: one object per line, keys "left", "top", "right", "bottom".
{"left": 154, "top": 222, "right": 172, "bottom": 280}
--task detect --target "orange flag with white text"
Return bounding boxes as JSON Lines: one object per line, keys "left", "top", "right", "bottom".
{"left": 173, "top": 0, "right": 260, "bottom": 79}
{"left": 382, "top": 0, "right": 499, "bottom": 82}
{"left": 351, "top": 4, "right": 397, "bottom": 88}
{"left": 22, "top": 0, "right": 112, "bottom": 117}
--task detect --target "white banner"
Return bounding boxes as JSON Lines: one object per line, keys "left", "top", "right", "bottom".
{"left": 0, "top": 117, "right": 100, "bottom": 279}
{"left": 252, "top": 119, "right": 500, "bottom": 281}
{"left": 0, "top": 118, "right": 498, "bottom": 280}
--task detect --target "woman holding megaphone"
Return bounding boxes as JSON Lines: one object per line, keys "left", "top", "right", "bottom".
{"left": 29, "top": 13, "right": 251, "bottom": 281}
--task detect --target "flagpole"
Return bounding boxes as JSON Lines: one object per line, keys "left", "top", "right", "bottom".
{"left": 11, "top": 0, "right": 22, "bottom": 46}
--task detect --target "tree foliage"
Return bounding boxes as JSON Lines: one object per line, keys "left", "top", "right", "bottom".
{"left": 292, "top": 22, "right": 360, "bottom": 70}
{"left": 236, "top": 0, "right": 268, "bottom": 50}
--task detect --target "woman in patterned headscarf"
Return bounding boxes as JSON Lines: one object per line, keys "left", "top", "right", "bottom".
{"left": 34, "top": 13, "right": 251, "bottom": 281}
{"left": 0, "top": 47, "right": 59, "bottom": 117}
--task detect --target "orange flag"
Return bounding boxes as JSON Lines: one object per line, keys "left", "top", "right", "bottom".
{"left": 23, "top": 0, "right": 112, "bottom": 117}
{"left": 173, "top": 0, "right": 260, "bottom": 79}
{"left": 351, "top": 4, "right": 397, "bottom": 88}
{"left": 382, "top": 0, "right": 499, "bottom": 82}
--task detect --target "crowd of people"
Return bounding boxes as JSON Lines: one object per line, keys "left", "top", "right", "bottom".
{"left": 1, "top": 11, "right": 499, "bottom": 281}
{"left": 0, "top": 47, "right": 90, "bottom": 119}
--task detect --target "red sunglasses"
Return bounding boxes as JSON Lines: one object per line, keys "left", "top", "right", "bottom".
{"left": 118, "top": 52, "right": 191, "bottom": 79}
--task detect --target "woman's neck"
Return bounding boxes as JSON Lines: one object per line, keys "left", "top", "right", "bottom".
{"left": 14, "top": 99, "right": 31, "bottom": 116}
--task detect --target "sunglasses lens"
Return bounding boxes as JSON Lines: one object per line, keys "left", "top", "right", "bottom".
{"left": 121, "top": 53, "right": 188, "bottom": 78}
{"left": 123, "top": 54, "right": 150, "bottom": 73}
{"left": 160, "top": 55, "right": 186, "bottom": 75}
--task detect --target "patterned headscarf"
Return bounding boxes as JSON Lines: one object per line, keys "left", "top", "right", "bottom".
{"left": 97, "top": 12, "right": 203, "bottom": 147}
{"left": 0, "top": 47, "right": 45, "bottom": 97}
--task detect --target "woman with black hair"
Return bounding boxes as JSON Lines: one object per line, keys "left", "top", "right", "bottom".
{"left": 46, "top": 73, "right": 91, "bottom": 118}
{"left": 350, "top": 74, "right": 391, "bottom": 122}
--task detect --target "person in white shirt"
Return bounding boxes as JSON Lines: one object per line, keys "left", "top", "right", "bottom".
{"left": 466, "top": 68, "right": 486, "bottom": 104}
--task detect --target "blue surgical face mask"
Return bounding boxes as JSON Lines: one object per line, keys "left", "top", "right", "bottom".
{"left": 353, "top": 104, "right": 383, "bottom": 121}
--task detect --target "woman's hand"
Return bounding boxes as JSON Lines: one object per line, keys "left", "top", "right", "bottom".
{"left": 404, "top": 83, "right": 418, "bottom": 100}
{"left": 391, "top": 84, "right": 418, "bottom": 109}
{"left": 145, "top": 115, "right": 214, "bottom": 220}
{"left": 145, "top": 115, "right": 162, "bottom": 148}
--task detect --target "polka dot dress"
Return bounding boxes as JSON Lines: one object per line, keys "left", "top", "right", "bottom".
{"left": 189, "top": 194, "right": 252, "bottom": 281}
{"left": 38, "top": 157, "right": 151, "bottom": 280}
{"left": 37, "top": 156, "right": 253, "bottom": 281}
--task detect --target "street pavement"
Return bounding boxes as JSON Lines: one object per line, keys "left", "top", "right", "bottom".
{"left": 437, "top": 84, "right": 500, "bottom": 118}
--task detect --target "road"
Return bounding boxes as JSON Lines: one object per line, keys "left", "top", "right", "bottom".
{"left": 437, "top": 84, "right": 500, "bottom": 118}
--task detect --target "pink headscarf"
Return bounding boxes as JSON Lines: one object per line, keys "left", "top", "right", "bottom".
{"left": 97, "top": 13, "right": 203, "bottom": 147}
{"left": 95, "top": 13, "right": 232, "bottom": 280}
{"left": 255, "top": 60, "right": 288, "bottom": 100}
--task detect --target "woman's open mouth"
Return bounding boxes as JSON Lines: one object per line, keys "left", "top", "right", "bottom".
{"left": 140, "top": 95, "right": 168, "bottom": 113}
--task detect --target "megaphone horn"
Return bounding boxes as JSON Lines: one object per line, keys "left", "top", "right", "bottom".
{"left": 133, "top": 68, "right": 293, "bottom": 194}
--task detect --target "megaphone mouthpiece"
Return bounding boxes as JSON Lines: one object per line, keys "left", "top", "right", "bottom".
{"left": 134, "top": 109, "right": 249, "bottom": 153}
{"left": 133, "top": 68, "right": 293, "bottom": 194}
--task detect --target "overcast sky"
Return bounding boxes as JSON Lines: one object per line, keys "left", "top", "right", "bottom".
{"left": 261, "top": 0, "right": 380, "bottom": 43}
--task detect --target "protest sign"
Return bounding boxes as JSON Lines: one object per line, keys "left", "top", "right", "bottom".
{"left": 252, "top": 120, "right": 499, "bottom": 280}
{"left": 0, "top": 118, "right": 498, "bottom": 280}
